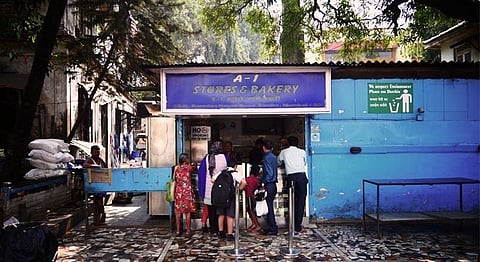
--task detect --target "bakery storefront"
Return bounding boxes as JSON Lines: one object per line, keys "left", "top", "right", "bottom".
{"left": 144, "top": 65, "right": 331, "bottom": 224}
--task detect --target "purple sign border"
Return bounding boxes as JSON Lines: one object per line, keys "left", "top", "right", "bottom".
{"left": 160, "top": 67, "right": 331, "bottom": 115}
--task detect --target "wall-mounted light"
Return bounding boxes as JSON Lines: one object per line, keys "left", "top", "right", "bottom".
{"left": 416, "top": 107, "right": 425, "bottom": 121}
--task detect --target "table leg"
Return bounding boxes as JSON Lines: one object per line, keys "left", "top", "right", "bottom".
{"left": 363, "top": 180, "right": 366, "bottom": 230}
{"left": 376, "top": 185, "right": 380, "bottom": 237}
{"left": 459, "top": 184, "right": 463, "bottom": 211}
{"left": 85, "top": 192, "right": 89, "bottom": 234}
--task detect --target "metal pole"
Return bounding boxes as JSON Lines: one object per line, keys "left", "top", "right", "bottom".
{"left": 376, "top": 184, "right": 380, "bottom": 237}
{"left": 282, "top": 180, "right": 300, "bottom": 256}
{"left": 362, "top": 180, "right": 366, "bottom": 230}
{"left": 84, "top": 170, "right": 89, "bottom": 235}
{"left": 228, "top": 181, "right": 245, "bottom": 257}
{"left": 243, "top": 163, "right": 248, "bottom": 230}
{"left": 85, "top": 190, "right": 89, "bottom": 234}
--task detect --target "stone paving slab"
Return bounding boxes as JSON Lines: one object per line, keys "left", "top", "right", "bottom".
{"left": 163, "top": 224, "right": 480, "bottom": 261}
{"left": 55, "top": 222, "right": 479, "bottom": 261}
{"left": 165, "top": 227, "right": 345, "bottom": 261}
{"left": 54, "top": 195, "right": 479, "bottom": 261}
{"left": 57, "top": 226, "right": 169, "bottom": 261}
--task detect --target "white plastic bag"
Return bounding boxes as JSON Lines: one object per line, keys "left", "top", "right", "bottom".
{"left": 3, "top": 216, "right": 19, "bottom": 229}
{"left": 255, "top": 199, "right": 268, "bottom": 216}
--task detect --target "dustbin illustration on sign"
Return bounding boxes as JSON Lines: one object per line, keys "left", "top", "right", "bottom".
{"left": 389, "top": 99, "right": 400, "bottom": 113}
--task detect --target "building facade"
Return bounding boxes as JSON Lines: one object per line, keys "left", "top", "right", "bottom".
{"left": 424, "top": 22, "right": 480, "bottom": 62}
{"left": 144, "top": 62, "right": 479, "bottom": 221}
{"left": 0, "top": 1, "right": 138, "bottom": 173}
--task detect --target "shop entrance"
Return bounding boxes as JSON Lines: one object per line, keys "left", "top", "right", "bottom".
{"left": 181, "top": 115, "right": 306, "bottom": 227}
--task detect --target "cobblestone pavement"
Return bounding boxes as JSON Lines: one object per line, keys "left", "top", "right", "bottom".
{"left": 55, "top": 195, "right": 479, "bottom": 261}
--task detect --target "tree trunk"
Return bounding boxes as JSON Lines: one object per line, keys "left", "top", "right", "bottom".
{"left": 65, "top": 40, "right": 118, "bottom": 143}
{"left": 280, "top": 0, "right": 305, "bottom": 63}
{"left": 2, "top": 0, "right": 68, "bottom": 183}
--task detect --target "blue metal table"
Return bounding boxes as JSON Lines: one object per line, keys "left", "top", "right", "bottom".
{"left": 362, "top": 177, "right": 480, "bottom": 237}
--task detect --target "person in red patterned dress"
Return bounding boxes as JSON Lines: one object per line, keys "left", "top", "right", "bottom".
{"left": 174, "top": 153, "right": 196, "bottom": 236}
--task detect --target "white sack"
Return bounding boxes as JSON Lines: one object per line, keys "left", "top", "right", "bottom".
{"left": 27, "top": 158, "right": 66, "bottom": 170}
{"left": 28, "top": 139, "right": 69, "bottom": 154}
{"left": 24, "top": 168, "right": 68, "bottom": 180}
{"left": 28, "top": 149, "right": 63, "bottom": 163}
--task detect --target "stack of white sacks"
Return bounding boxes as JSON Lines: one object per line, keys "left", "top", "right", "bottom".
{"left": 24, "top": 139, "right": 75, "bottom": 180}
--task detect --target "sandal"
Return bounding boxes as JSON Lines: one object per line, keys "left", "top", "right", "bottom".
{"left": 250, "top": 226, "right": 262, "bottom": 232}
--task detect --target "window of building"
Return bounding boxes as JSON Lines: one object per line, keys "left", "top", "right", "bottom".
{"left": 454, "top": 45, "right": 472, "bottom": 62}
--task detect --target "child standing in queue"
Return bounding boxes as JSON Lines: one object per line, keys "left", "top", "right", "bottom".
{"left": 244, "top": 165, "right": 262, "bottom": 232}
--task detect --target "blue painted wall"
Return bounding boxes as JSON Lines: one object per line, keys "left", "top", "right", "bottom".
{"left": 308, "top": 79, "right": 480, "bottom": 219}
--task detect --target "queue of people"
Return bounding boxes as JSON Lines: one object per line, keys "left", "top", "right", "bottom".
{"left": 195, "top": 137, "right": 308, "bottom": 239}
{"left": 82, "top": 136, "right": 308, "bottom": 238}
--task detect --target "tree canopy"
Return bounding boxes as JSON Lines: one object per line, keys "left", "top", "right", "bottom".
{"left": 0, "top": 0, "right": 46, "bottom": 59}
{"left": 63, "top": 0, "right": 186, "bottom": 88}
{"left": 1, "top": 0, "right": 478, "bottom": 182}
{"left": 1, "top": 0, "right": 190, "bottom": 182}
{"left": 200, "top": 0, "right": 478, "bottom": 62}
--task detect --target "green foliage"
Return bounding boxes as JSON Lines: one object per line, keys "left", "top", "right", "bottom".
{"left": 411, "top": 5, "right": 459, "bottom": 39}
{"left": 198, "top": 0, "right": 277, "bottom": 62}
{"left": 0, "top": 0, "right": 46, "bottom": 59}
{"left": 397, "top": 4, "right": 460, "bottom": 61}
{"left": 302, "top": 0, "right": 394, "bottom": 62}
{"left": 167, "top": 0, "right": 264, "bottom": 63}
{"left": 244, "top": 8, "right": 279, "bottom": 59}
{"left": 199, "top": 0, "right": 470, "bottom": 63}
{"left": 199, "top": 0, "right": 242, "bottom": 32}
{"left": 58, "top": 0, "right": 187, "bottom": 88}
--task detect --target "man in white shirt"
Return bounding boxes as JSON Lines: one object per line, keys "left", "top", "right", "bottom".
{"left": 277, "top": 136, "right": 308, "bottom": 236}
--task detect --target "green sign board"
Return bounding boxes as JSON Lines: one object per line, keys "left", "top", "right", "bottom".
{"left": 368, "top": 83, "right": 413, "bottom": 114}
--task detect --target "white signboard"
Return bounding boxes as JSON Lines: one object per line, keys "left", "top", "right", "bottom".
{"left": 191, "top": 126, "right": 211, "bottom": 140}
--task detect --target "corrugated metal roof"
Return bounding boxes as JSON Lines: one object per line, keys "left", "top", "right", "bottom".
{"left": 143, "top": 60, "right": 479, "bottom": 68}
{"left": 141, "top": 61, "right": 480, "bottom": 80}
